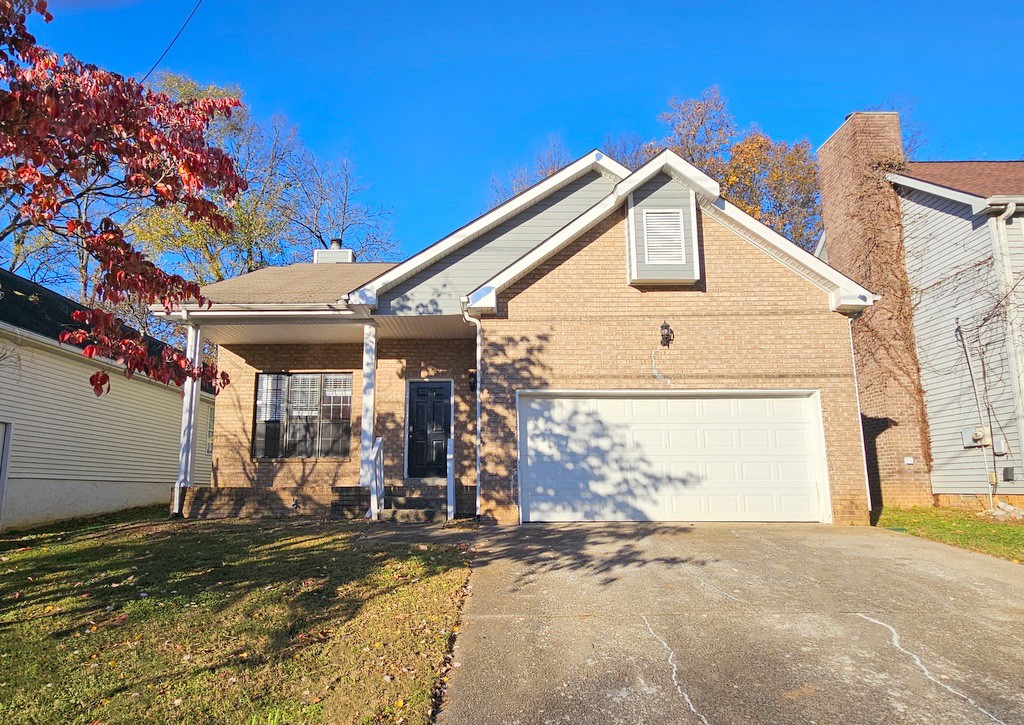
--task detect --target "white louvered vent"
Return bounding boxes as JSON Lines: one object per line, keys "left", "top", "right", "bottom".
{"left": 643, "top": 209, "right": 686, "bottom": 264}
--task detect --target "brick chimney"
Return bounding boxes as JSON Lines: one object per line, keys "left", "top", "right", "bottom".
{"left": 818, "top": 112, "right": 933, "bottom": 511}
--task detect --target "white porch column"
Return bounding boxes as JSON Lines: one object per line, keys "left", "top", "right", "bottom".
{"left": 171, "top": 324, "right": 203, "bottom": 517}
{"left": 359, "top": 323, "right": 377, "bottom": 488}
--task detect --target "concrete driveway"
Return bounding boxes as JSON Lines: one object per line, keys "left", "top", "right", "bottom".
{"left": 438, "top": 524, "right": 1024, "bottom": 724}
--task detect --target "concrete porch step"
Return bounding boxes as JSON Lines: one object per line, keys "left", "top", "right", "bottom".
{"left": 378, "top": 508, "right": 447, "bottom": 523}
{"left": 388, "top": 495, "right": 446, "bottom": 510}
{"left": 385, "top": 489, "right": 446, "bottom": 501}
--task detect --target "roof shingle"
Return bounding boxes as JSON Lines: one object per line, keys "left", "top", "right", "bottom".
{"left": 199, "top": 262, "right": 396, "bottom": 305}
{"left": 903, "top": 161, "right": 1024, "bottom": 198}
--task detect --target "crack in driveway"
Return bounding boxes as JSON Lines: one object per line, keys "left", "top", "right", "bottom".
{"left": 642, "top": 615, "right": 710, "bottom": 724}
{"left": 855, "top": 613, "right": 1007, "bottom": 724}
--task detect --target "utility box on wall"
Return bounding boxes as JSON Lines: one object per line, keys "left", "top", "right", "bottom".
{"left": 961, "top": 425, "right": 992, "bottom": 449}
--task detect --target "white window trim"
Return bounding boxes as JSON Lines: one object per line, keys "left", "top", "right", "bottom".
{"left": 642, "top": 208, "right": 687, "bottom": 266}
{"left": 254, "top": 371, "right": 355, "bottom": 460}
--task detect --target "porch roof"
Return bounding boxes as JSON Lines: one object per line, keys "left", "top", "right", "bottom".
{"left": 200, "top": 262, "right": 395, "bottom": 305}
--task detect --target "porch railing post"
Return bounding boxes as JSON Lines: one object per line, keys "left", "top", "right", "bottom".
{"left": 446, "top": 437, "right": 455, "bottom": 521}
{"left": 359, "top": 324, "right": 377, "bottom": 489}
{"left": 171, "top": 323, "right": 203, "bottom": 518}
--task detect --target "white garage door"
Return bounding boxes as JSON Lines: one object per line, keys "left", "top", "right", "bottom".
{"left": 518, "top": 393, "right": 827, "bottom": 523}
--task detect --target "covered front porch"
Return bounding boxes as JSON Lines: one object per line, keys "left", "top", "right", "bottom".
{"left": 163, "top": 305, "right": 479, "bottom": 522}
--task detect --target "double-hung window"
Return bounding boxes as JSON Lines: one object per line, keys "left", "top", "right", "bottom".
{"left": 253, "top": 372, "right": 353, "bottom": 459}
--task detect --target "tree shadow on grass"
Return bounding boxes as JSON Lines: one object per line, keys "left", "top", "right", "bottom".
{"left": 0, "top": 516, "right": 467, "bottom": 713}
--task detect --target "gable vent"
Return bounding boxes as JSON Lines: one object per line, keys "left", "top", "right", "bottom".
{"left": 643, "top": 210, "right": 686, "bottom": 264}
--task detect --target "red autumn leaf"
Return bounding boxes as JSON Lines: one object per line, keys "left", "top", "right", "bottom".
{"left": 0, "top": 1, "right": 242, "bottom": 395}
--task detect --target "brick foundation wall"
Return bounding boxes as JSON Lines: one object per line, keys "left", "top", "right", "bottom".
{"left": 818, "top": 113, "right": 934, "bottom": 510}
{"left": 934, "top": 493, "right": 1024, "bottom": 511}
{"left": 477, "top": 206, "right": 872, "bottom": 525}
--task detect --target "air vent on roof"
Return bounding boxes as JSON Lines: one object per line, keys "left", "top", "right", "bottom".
{"left": 643, "top": 210, "right": 686, "bottom": 264}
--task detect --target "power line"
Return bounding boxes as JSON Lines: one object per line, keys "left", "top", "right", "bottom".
{"left": 141, "top": 0, "right": 205, "bottom": 83}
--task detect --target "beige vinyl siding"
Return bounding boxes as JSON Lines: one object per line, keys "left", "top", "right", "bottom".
{"left": 900, "top": 189, "right": 1024, "bottom": 494}
{"left": 0, "top": 334, "right": 213, "bottom": 529}
{"left": 377, "top": 171, "right": 615, "bottom": 315}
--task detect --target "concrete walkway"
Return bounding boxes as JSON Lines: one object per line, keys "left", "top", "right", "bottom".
{"left": 438, "top": 524, "right": 1024, "bottom": 724}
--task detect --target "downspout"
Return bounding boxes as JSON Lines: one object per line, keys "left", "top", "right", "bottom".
{"left": 956, "top": 319, "right": 995, "bottom": 510}
{"left": 461, "top": 300, "right": 483, "bottom": 518}
{"left": 991, "top": 201, "right": 1020, "bottom": 508}
{"left": 847, "top": 314, "right": 875, "bottom": 519}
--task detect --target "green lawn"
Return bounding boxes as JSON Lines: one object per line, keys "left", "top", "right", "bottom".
{"left": 0, "top": 508, "right": 470, "bottom": 724}
{"left": 878, "top": 506, "right": 1024, "bottom": 563}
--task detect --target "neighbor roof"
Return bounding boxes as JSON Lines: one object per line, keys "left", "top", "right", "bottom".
{"left": 902, "top": 161, "right": 1024, "bottom": 198}
{"left": 200, "top": 262, "right": 396, "bottom": 305}
{"left": 0, "top": 267, "right": 91, "bottom": 343}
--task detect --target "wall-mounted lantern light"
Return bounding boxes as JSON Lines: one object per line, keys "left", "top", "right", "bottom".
{"left": 468, "top": 371, "right": 478, "bottom": 392}
{"left": 660, "top": 321, "right": 674, "bottom": 348}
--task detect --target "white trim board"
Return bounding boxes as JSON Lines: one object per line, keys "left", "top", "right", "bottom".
{"left": 513, "top": 388, "right": 834, "bottom": 525}
{"left": 887, "top": 173, "right": 987, "bottom": 214}
{"left": 402, "top": 378, "right": 456, "bottom": 480}
{"left": 467, "top": 150, "right": 876, "bottom": 316}
{"left": 0, "top": 421, "right": 11, "bottom": 530}
{"left": 348, "top": 150, "right": 631, "bottom": 309}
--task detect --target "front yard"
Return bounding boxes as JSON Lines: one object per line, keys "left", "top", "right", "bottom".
{"left": 878, "top": 506, "right": 1024, "bottom": 562}
{"left": 0, "top": 508, "right": 470, "bottom": 724}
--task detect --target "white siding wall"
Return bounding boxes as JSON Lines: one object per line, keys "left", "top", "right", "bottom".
{"left": 900, "top": 189, "right": 1024, "bottom": 494}
{"left": 0, "top": 334, "right": 214, "bottom": 529}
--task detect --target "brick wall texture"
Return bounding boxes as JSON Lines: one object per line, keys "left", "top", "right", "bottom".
{"left": 817, "top": 112, "right": 934, "bottom": 510}
{"left": 192, "top": 338, "right": 476, "bottom": 518}
{"left": 476, "top": 205, "right": 872, "bottom": 525}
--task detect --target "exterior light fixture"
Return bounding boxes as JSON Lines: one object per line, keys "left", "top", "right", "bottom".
{"left": 468, "top": 371, "right": 478, "bottom": 392}
{"left": 660, "top": 321, "right": 674, "bottom": 348}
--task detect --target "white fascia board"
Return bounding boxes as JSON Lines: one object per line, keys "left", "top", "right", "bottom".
{"left": 887, "top": 173, "right": 987, "bottom": 213}
{"left": 151, "top": 302, "right": 356, "bottom": 321}
{"left": 708, "top": 197, "right": 877, "bottom": 312}
{"left": 346, "top": 150, "right": 631, "bottom": 309}
{"left": 638, "top": 149, "right": 721, "bottom": 200}
{"left": 464, "top": 151, "right": 723, "bottom": 314}
{"left": 467, "top": 151, "right": 877, "bottom": 316}
{"left": 812, "top": 232, "right": 826, "bottom": 259}
{"left": 466, "top": 190, "right": 626, "bottom": 314}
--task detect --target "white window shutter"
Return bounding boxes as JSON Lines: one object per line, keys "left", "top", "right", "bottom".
{"left": 643, "top": 210, "right": 686, "bottom": 264}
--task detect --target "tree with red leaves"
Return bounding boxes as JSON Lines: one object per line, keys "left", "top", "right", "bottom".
{"left": 0, "top": 0, "right": 245, "bottom": 395}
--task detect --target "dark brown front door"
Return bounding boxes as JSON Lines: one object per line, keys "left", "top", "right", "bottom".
{"left": 407, "top": 381, "right": 452, "bottom": 478}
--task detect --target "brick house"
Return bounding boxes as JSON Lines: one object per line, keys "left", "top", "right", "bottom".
{"left": 818, "top": 111, "right": 1024, "bottom": 512}
{"left": 159, "top": 149, "right": 877, "bottom": 525}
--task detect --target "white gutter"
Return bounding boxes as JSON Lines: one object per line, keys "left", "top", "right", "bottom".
{"left": 461, "top": 298, "right": 483, "bottom": 518}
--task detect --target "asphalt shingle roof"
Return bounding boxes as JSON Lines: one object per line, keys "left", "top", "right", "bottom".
{"left": 199, "top": 262, "right": 396, "bottom": 305}
{"left": 903, "top": 161, "right": 1024, "bottom": 198}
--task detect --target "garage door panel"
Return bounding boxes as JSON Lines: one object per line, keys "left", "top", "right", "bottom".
{"left": 519, "top": 393, "right": 824, "bottom": 523}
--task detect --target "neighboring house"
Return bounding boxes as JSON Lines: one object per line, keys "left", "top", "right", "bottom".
{"left": 0, "top": 269, "right": 215, "bottom": 530}
{"left": 159, "top": 149, "right": 876, "bottom": 525}
{"left": 818, "top": 111, "right": 1024, "bottom": 511}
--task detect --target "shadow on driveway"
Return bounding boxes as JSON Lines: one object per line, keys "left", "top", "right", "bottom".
{"left": 439, "top": 523, "right": 1024, "bottom": 724}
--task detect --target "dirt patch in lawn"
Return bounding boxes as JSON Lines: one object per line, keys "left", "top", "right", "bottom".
{"left": 0, "top": 510, "right": 470, "bottom": 724}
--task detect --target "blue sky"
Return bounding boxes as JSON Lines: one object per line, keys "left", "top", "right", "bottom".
{"left": 38, "top": 0, "right": 1024, "bottom": 258}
